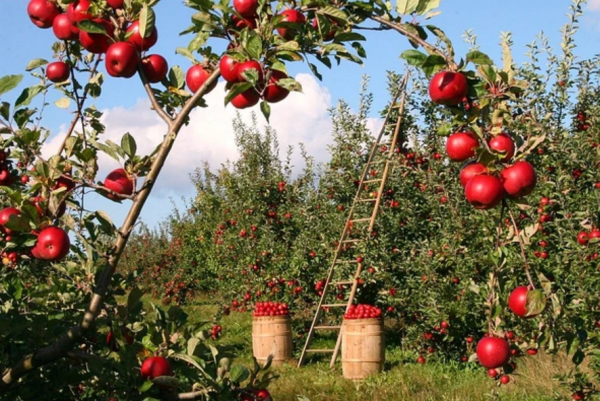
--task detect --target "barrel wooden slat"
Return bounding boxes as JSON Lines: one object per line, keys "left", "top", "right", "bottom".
{"left": 341, "top": 318, "right": 384, "bottom": 380}
{"left": 252, "top": 315, "right": 292, "bottom": 366}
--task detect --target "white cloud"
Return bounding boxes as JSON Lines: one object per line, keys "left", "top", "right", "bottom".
{"left": 43, "top": 73, "right": 340, "bottom": 197}
{"left": 589, "top": 0, "right": 600, "bottom": 10}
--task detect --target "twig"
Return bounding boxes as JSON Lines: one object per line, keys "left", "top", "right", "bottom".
{"left": 507, "top": 206, "right": 536, "bottom": 289}
{"left": 138, "top": 64, "right": 173, "bottom": 125}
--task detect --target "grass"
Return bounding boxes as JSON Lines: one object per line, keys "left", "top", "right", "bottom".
{"left": 183, "top": 299, "right": 571, "bottom": 401}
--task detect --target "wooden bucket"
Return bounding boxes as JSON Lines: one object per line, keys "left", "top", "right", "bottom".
{"left": 341, "top": 318, "right": 384, "bottom": 380}
{"left": 252, "top": 315, "right": 293, "bottom": 366}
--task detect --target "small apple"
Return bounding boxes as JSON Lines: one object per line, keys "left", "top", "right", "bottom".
{"left": 428, "top": 71, "right": 468, "bottom": 106}
{"left": 230, "top": 88, "right": 260, "bottom": 109}
{"left": 79, "top": 19, "right": 114, "bottom": 54}
{"left": 186, "top": 65, "right": 217, "bottom": 94}
{"left": 488, "top": 132, "right": 515, "bottom": 162}
{"left": 32, "top": 226, "right": 71, "bottom": 262}
{"left": 500, "top": 161, "right": 537, "bottom": 198}
{"left": 589, "top": 229, "right": 600, "bottom": 241}
{"left": 464, "top": 174, "right": 504, "bottom": 210}
{"left": 263, "top": 70, "right": 290, "bottom": 103}
{"left": 104, "top": 168, "right": 134, "bottom": 199}
{"left": 46, "top": 61, "right": 70, "bottom": 83}
{"left": 105, "top": 42, "right": 140, "bottom": 78}
{"left": 126, "top": 20, "right": 158, "bottom": 51}
{"left": 276, "top": 9, "right": 306, "bottom": 40}
{"left": 52, "top": 13, "right": 80, "bottom": 41}
{"left": 67, "top": 0, "right": 92, "bottom": 24}
{"left": 446, "top": 132, "right": 479, "bottom": 162}
{"left": 233, "top": 0, "right": 259, "bottom": 17}
{"left": 254, "top": 389, "right": 272, "bottom": 401}
{"left": 459, "top": 161, "right": 488, "bottom": 188}
{"left": 229, "top": 14, "right": 257, "bottom": 30}
{"left": 219, "top": 55, "right": 240, "bottom": 83}
{"left": 577, "top": 232, "right": 589, "bottom": 245}
{"left": 0, "top": 207, "right": 21, "bottom": 235}
{"left": 107, "top": 0, "right": 125, "bottom": 8}
{"left": 141, "top": 54, "right": 168, "bottom": 83}
{"left": 141, "top": 356, "right": 173, "bottom": 380}
{"left": 236, "top": 60, "right": 264, "bottom": 83}
{"left": 27, "top": 0, "right": 60, "bottom": 29}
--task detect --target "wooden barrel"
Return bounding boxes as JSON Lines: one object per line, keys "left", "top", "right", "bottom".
{"left": 252, "top": 315, "right": 293, "bottom": 366}
{"left": 341, "top": 318, "right": 385, "bottom": 380}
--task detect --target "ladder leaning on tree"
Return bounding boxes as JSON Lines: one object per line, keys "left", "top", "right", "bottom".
{"left": 298, "top": 72, "right": 411, "bottom": 368}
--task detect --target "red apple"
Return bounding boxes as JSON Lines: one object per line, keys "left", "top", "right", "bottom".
{"left": 105, "top": 42, "right": 140, "bottom": 78}
{"left": 126, "top": 20, "right": 158, "bottom": 51}
{"left": 488, "top": 132, "right": 515, "bottom": 162}
{"left": 230, "top": 14, "right": 257, "bottom": 30}
{"left": 27, "top": 0, "right": 60, "bottom": 29}
{"left": 476, "top": 337, "right": 510, "bottom": 369}
{"left": 262, "top": 70, "right": 289, "bottom": 103}
{"left": 141, "top": 54, "right": 169, "bottom": 83}
{"left": 234, "top": 0, "right": 259, "bottom": 17}
{"left": 52, "top": 13, "right": 80, "bottom": 41}
{"left": 254, "top": 389, "right": 272, "bottom": 401}
{"left": 186, "top": 65, "right": 217, "bottom": 94}
{"left": 236, "top": 60, "right": 264, "bottom": 83}
{"left": 446, "top": 132, "right": 479, "bottom": 162}
{"left": 32, "top": 226, "right": 71, "bottom": 262}
{"left": 459, "top": 161, "right": 488, "bottom": 188}
{"left": 104, "top": 168, "right": 134, "bottom": 199}
{"left": 500, "top": 161, "right": 537, "bottom": 198}
{"left": 219, "top": 55, "right": 240, "bottom": 83}
{"left": 67, "top": 0, "right": 92, "bottom": 24}
{"left": 589, "top": 230, "right": 600, "bottom": 241}
{"left": 79, "top": 19, "right": 114, "bottom": 54}
{"left": 46, "top": 61, "right": 70, "bottom": 83}
{"left": 0, "top": 207, "right": 21, "bottom": 235}
{"left": 508, "top": 286, "right": 532, "bottom": 317}
{"left": 107, "top": 0, "right": 125, "bottom": 8}
{"left": 231, "top": 88, "right": 260, "bottom": 109}
{"left": 276, "top": 9, "right": 306, "bottom": 40}
{"left": 428, "top": 71, "right": 468, "bottom": 106}
{"left": 32, "top": 196, "right": 66, "bottom": 219}
{"left": 577, "top": 232, "right": 589, "bottom": 245}
{"left": 141, "top": 356, "right": 173, "bottom": 380}
{"left": 464, "top": 174, "right": 504, "bottom": 210}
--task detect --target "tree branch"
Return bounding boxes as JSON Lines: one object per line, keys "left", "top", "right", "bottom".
{"left": 138, "top": 64, "right": 173, "bottom": 126}
{"left": 507, "top": 207, "right": 536, "bottom": 290}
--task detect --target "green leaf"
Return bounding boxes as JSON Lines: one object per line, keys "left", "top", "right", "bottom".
{"left": 139, "top": 4, "right": 156, "bottom": 39}
{"left": 138, "top": 380, "right": 154, "bottom": 393}
{"left": 168, "top": 66, "right": 185, "bottom": 89}
{"left": 230, "top": 365, "right": 250, "bottom": 383}
{"left": 95, "top": 210, "right": 116, "bottom": 234}
{"left": 0, "top": 102, "right": 10, "bottom": 121}
{"left": 55, "top": 98, "right": 71, "bottom": 109}
{"left": 246, "top": 34, "right": 263, "bottom": 61}
{"left": 426, "top": 25, "right": 454, "bottom": 62}
{"left": 26, "top": 58, "right": 49, "bottom": 72}
{"left": 466, "top": 51, "right": 493, "bottom": 66}
{"left": 260, "top": 101, "right": 270, "bottom": 122}
{"left": 0, "top": 75, "right": 23, "bottom": 97}
{"left": 121, "top": 132, "right": 137, "bottom": 158}
{"left": 176, "top": 48, "right": 196, "bottom": 63}
{"left": 416, "top": 0, "right": 441, "bottom": 14}
{"left": 77, "top": 20, "right": 107, "bottom": 34}
{"left": 525, "top": 289, "right": 546, "bottom": 317}
{"left": 224, "top": 82, "right": 253, "bottom": 106}
{"left": 317, "top": 6, "right": 347, "bottom": 20}
{"left": 127, "top": 287, "right": 143, "bottom": 312}
{"left": 15, "top": 85, "right": 44, "bottom": 109}
{"left": 400, "top": 50, "right": 427, "bottom": 67}
{"left": 397, "top": 0, "right": 420, "bottom": 14}
{"left": 187, "top": 337, "right": 200, "bottom": 356}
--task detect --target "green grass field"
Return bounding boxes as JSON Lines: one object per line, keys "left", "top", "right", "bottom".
{"left": 182, "top": 299, "right": 573, "bottom": 401}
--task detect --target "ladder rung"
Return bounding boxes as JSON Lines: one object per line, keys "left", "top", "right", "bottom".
{"left": 306, "top": 349, "right": 335, "bottom": 353}
{"left": 357, "top": 198, "right": 377, "bottom": 202}
{"left": 341, "top": 239, "right": 361, "bottom": 244}
{"left": 314, "top": 326, "right": 342, "bottom": 330}
{"left": 322, "top": 304, "right": 347, "bottom": 308}
{"left": 350, "top": 218, "right": 371, "bottom": 223}
{"left": 390, "top": 103, "right": 402, "bottom": 109}
{"left": 362, "top": 179, "right": 382, "bottom": 184}
{"left": 331, "top": 280, "right": 354, "bottom": 285}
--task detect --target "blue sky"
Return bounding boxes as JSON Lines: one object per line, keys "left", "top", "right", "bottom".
{"left": 1, "top": 0, "right": 599, "bottom": 228}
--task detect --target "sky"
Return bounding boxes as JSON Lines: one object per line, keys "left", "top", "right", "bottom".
{"left": 1, "top": 0, "right": 600, "bottom": 229}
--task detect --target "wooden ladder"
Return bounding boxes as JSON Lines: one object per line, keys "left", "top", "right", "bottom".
{"left": 297, "top": 72, "right": 410, "bottom": 368}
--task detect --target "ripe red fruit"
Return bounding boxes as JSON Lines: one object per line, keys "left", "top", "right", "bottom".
{"left": 140, "top": 356, "right": 173, "bottom": 380}
{"left": 107, "top": 0, "right": 125, "bottom": 8}
{"left": 105, "top": 42, "right": 140, "bottom": 78}
{"left": 589, "top": 230, "right": 600, "bottom": 241}
{"left": 230, "top": 88, "right": 260, "bottom": 109}
{"left": 526, "top": 348, "right": 538, "bottom": 355}
{"left": 417, "top": 356, "right": 426, "bottom": 364}
{"left": 500, "top": 161, "right": 537, "bottom": 198}
{"left": 577, "top": 232, "right": 589, "bottom": 245}
{"left": 572, "top": 391, "right": 585, "bottom": 400}
{"left": 219, "top": 55, "right": 240, "bottom": 83}
{"left": 446, "top": 132, "right": 479, "bottom": 162}
{"left": 459, "top": 161, "right": 488, "bottom": 188}
{"left": 0, "top": 208, "right": 21, "bottom": 235}
{"left": 28, "top": 0, "right": 60, "bottom": 29}
{"left": 476, "top": 337, "right": 510, "bottom": 369}
{"left": 254, "top": 389, "right": 272, "bottom": 401}
{"left": 186, "top": 65, "right": 217, "bottom": 94}
{"left": 428, "top": 71, "right": 468, "bottom": 106}
{"left": 236, "top": 60, "right": 264, "bottom": 83}
{"left": 104, "top": 168, "right": 134, "bottom": 199}
{"left": 32, "top": 226, "right": 71, "bottom": 262}
{"left": 79, "top": 19, "right": 114, "bottom": 54}
{"left": 500, "top": 375, "right": 510, "bottom": 385}
{"left": 508, "top": 286, "right": 534, "bottom": 317}
{"left": 67, "top": 0, "right": 92, "bottom": 24}
{"left": 464, "top": 174, "right": 504, "bottom": 210}
{"left": 276, "top": 9, "right": 307, "bottom": 40}
{"left": 126, "top": 21, "right": 158, "bottom": 51}
{"left": 52, "top": 13, "right": 80, "bottom": 41}
{"left": 263, "top": 70, "right": 290, "bottom": 103}
{"left": 487, "top": 368, "right": 498, "bottom": 378}
{"left": 488, "top": 132, "right": 515, "bottom": 162}
{"left": 46, "top": 61, "right": 70, "bottom": 83}
{"left": 141, "top": 54, "right": 168, "bottom": 83}
{"left": 233, "top": 0, "right": 259, "bottom": 17}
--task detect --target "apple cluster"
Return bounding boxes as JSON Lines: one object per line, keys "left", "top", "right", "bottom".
{"left": 577, "top": 228, "right": 600, "bottom": 246}
{"left": 428, "top": 71, "right": 537, "bottom": 210}
{"left": 140, "top": 356, "right": 173, "bottom": 383}
{"left": 344, "top": 304, "right": 382, "bottom": 320}
{"left": 252, "top": 301, "right": 289, "bottom": 317}
{"left": 210, "top": 324, "right": 223, "bottom": 340}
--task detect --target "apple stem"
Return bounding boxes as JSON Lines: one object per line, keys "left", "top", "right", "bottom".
{"left": 507, "top": 207, "right": 536, "bottom": 290}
